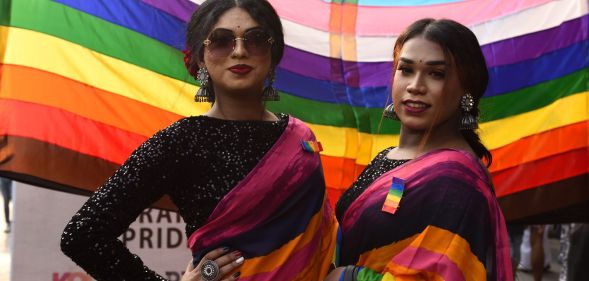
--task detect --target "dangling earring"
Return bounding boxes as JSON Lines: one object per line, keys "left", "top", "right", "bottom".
{"left": 195, "top": 67, "right": 213, "bottom": 102}
{"left": 383, "top": 102, "right": 399, "bottom": 120}
{"left": 262, "top": 68, "right": 279, "bottom": 101}
{"left": 460, "top": 92, "right": 478, "bottom": 130}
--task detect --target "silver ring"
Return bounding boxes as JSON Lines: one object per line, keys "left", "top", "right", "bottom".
{"left": 200, "top": 259, "right": 220, "bottom": 281}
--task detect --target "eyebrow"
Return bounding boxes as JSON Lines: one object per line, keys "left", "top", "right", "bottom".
{"left": 399, "top": 57, "right": 447, "bottom": 66}
{"left": 211, "top": 26, "right": 264, "bottom": 34}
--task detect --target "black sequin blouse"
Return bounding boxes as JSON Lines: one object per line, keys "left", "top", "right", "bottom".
{"left": 61, "top": 114, "right": 289, "bottom": 281}
{"left": 335, "top": 147, "right": 409, "bottom": 223}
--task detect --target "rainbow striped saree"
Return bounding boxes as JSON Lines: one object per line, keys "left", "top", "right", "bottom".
{"left": 340, "top": 149, "right": 512, "bottom": 281}
{"left": 188, "top": 116, "right": 338, "bottom": 280}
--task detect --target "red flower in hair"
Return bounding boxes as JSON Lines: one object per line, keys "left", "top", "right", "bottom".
{"left": 182, "top": 49, "right": 197, "bottom": 78}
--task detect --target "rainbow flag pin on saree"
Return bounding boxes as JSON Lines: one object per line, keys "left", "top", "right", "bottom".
{"left": 301, "top": 140, "right": 323, "bottom": 153}
{"left": 382, "top": 177, "right": 405, "bottom": 214}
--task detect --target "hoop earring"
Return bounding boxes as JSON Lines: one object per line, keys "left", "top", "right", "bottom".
{"left": 383, "top": 102, "right": 399, "bottom": 120}
{"left": 195, "top": 67, "right": 213, "bottom": 103}
{"left": 262, "top": 69, "right": 279, "bottom": 101}
{"left": 460, "top": 93, "right": 478, "bottom": 130}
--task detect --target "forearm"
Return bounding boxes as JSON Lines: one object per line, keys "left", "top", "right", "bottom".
{"left": 60, "top": 120, "right": 179, "bottom": 280}
{"left": 60, "top": 171, "right": 167, "bottom": 280}
{"left": 61, "top": 237, "right": 166, "bottom": 280}
{"left": 61, "top": 207, "right": 167, "bottom": 281}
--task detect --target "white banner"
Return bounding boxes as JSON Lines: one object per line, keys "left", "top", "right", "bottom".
{"left": 11, "top": 182, "right": 191, "bottom": 281}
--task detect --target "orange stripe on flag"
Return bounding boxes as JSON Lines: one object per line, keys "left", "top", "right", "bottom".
{"left": 0, "top": 63, "right": 180, "bottom": 138}
{"left": 322, "top": 122, "right": 588, "bottom": 206}
{"left": 0, "top": 99, "right": 146, "bottom": 164}
{"left": 490, "top": 121, "right": 588, "bottom": 172}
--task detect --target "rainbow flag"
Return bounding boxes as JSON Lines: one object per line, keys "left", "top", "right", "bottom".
{"left": 301, "top": 140, "right": 324, "bottom": 153}
{"left": 382, "top": 177, "right": 405, "bottom": 215}
{"left": 0, "top": 0, "right": 587, "bottom": 222}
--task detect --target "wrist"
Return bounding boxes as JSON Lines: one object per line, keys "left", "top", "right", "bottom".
{"left": 339, "top": 265, "right": 361, "bottom": 281}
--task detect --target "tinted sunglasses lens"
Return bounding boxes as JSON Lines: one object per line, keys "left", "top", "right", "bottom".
{"left": 207, "top": 30, "right": 234, "bottom": 57}
{"left": 244, "top": 30, "right": 272, "bottom": 56}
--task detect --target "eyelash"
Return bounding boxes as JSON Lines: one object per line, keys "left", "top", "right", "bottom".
{"left": 431, "top": 71, "right": 445, "bottom": 78}
{"left": 398, "top": 66, "right": 412, "bottom": 74}
{"left": 397, "top": 66, "right": 445, "bottom": 79}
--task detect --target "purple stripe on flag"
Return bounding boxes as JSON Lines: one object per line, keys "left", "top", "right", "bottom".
{"left": 141, "top": 0, "right": 197, "bottom": 22}
{"left": 279, "top": 46, "right": 391, "bottom": 87}
{"left": 280, "top": 15, "right": 588, "bottom": 88}
{"left": 482, "top": 14, "right": 589, "bottom": 67}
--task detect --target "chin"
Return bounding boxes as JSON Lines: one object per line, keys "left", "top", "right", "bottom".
{"left": 227, "top": 80, "right": 265, "bottom": 91}
{"left": 402, "top": 124, "right": 431, "bottom": 132}
{"left": 223, "top": 85, "right": 263, "bottom": 97}
{"left": 227, "top": 85, "right": 255, "bottom": 92}
{"left": 399, "top": 117, "right": 432, "bottom": 131}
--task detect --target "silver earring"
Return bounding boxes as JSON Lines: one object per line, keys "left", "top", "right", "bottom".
{"left": 383, "top": 102, "right": 399, "bottom": 120}
{"left": 262, "top": 69, "right": 279, "bottom": 101}
{"left": 195, "top": 67, "right": 213, "bottom": 102}
{"left": 460, "top": 93, "right": 477, "bottom": 130}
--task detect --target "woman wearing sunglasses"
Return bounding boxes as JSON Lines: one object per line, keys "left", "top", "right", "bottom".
{"left": 61, "top": 1, "right": 337, "bottom": 281}
{"left": 325, "top": 19, "right": 512, "bottom": 281}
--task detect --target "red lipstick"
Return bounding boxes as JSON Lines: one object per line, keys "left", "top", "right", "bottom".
{"left": 229, "top": 64, "right": 253, "bottom": 74}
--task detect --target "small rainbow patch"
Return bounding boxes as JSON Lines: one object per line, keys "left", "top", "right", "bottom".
{"left": 301, "top": 140, "right": 323, "bottom": 153}
{"left": 382, "top": 177, "right": 405, "bottom": 215}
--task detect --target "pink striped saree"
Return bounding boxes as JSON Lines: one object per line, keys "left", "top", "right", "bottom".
{"left": 188, "top": 116, "right": 338, "bottom": 280}
{"left": 340, "top": 149, "right": 512, "bottom": 281}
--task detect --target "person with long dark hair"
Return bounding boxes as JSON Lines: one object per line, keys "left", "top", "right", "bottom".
{"left": 61, "top": 1, "right": 337, "bottom": 280}
{"left": 327, "top": 18, "right": 512, "bottom": 281}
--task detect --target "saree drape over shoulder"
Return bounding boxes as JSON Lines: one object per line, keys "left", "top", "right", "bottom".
{"left": 340, "top": 149, "right": 512, "bottom": 281}
{"left": 188, "top": 117, "right": 338, "bottom": 281}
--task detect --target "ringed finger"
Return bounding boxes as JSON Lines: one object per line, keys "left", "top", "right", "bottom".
{"left": 214, "top": 250, "right": 242, "bottom": 268}
{"left": 218, "top": 255, "right": 245, "bottom": 278}
{"left": 202, "top": 246, "right": 231, "bottom": 262}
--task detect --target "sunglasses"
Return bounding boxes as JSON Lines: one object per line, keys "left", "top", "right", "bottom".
{"left": 203, "top": 28, "right": 275, "bottom": 58}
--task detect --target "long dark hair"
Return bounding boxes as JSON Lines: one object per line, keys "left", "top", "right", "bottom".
{"left": 393, "top": 18, "right": 492, "bottom": 166}
{"left": 185, "top": 0, "right": 284, "bottom": 77}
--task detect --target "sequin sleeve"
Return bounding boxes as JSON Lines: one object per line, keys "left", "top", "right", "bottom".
{"left": 60, "top": 123, "right": 181, "bottom": 281}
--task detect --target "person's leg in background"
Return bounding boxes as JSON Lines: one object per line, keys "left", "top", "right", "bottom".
{"left": 531, "top": 225, "right": 545, "bottom": 281}
{"left": 0, "top": 177, "right": 12, "bottom": 233}
{"left": 507, "top": 224, "right": 525, "bottom": 279}
{"left": 567, "top": 223, "right": 589, "bottom": 281}
{"left": 558, "top": 224, "right": 572, "bottom": 281}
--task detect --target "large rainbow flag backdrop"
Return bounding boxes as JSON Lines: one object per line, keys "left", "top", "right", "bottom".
{"left": 0, "top": 0, "right": 587, "bottom": 223}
